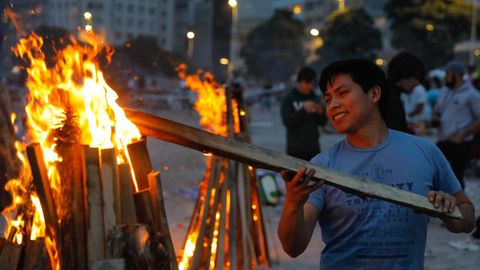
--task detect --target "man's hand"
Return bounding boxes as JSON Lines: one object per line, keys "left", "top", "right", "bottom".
{"left": 428, "top": 190, "right": 456, "bottom": 214}
{"left": 303, "top": 101, "right": 323, "bottom": 114}
{"left": 428, "top": 190, "right": 475, "bottom": 233}
{"left": 281, "top": 167, "right": 323, "bottom": 208}
{"left": 451, "top": 132, "right": 465, "bottom": 144}
{"left": 278, "top": 167, "right": 323, "bottom": 257}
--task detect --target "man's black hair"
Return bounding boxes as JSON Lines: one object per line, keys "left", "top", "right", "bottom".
{"left": 319, "top": 58, "right": 389, "bottom": 119}
{"left": 387, "top": 52, "right": 426, "bottom": 83}
{"left": 296, "top": 66, "right": 317, "bottom": 82}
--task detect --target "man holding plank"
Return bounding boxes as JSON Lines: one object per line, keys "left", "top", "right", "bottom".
{"left": 278, "top": 59, "right": 475, "bottom": 270}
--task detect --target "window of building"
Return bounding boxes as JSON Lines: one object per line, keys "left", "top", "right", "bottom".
{"left": 127, "top": 18, "right": 134, "bottom": 28}
{"left": 138, "top": 5, "right": 145, "bottom": 15}
{"left": 149, "top": 7, "right": 155, "bottom": 15}
{"left": 138, "top": 20, "right": 144, "bottom": 28}
{"left": 115, "top": 32, "right": 122, "bottom": 39}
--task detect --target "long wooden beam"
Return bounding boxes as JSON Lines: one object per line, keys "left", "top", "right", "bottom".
{"left": 124, "top": 109, "right": 462, "bottom": 219}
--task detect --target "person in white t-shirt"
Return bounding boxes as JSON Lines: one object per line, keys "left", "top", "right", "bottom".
{"left": 388, "top": 52, "right": 429, "bottom": 135}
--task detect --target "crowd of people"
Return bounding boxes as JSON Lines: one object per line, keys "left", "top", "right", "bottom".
{"left": 278, "top": 54, "right": 480, "bottom": 269}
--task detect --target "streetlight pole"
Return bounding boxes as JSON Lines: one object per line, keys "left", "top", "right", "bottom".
{"left": 470, "top": 0, "right": 478, "bottom": 66}
{"left": 338, "top": 0, "right": 345, "bottom": 12}
{"left": 228, "top": 0, "right": 238, "bottom": 79}
{"left": 186, "top": 31, "right": 195, "bottom": 58}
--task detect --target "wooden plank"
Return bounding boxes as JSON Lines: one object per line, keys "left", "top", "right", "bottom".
{"left": 100, "top": 148, "right": 118, "bottom": 237}
{"left": 84, "top": 147, "right": 106, "bottom": 267}
{"left": 147, "top": 171, "right": 178, "bottom": 270}
{"left": 126, "top": 138, "right": 152, "bottom": 191}
{"left": 133, "top": 190, "right": 155, "bottom": 229}
{"left": 190, "top": 156, "right": 219, "bottom": 269}
{"left": 26, "top": 144, "right": 61, "bottom": 251}
{"left": 91, "top": 259, "right": 125, "bottom": 270}
{"left": 0, "top": 240, "right": 22, "bottom": 269}
{"left": 236, "top": 163, "right": 250, "bottom": 270}
{"left": 248, "top": 167, "right": 270, "bottom": 267}
{"left": 106, "top": 224, "right": 150, "bottom": 269}
{"left": 228, "top": 163, "right": 238, "bottom": 270}
{"left": 22, "top": 239, "right": 49, "bottom": 270}
{"left": 124, "top": 109, "right": 462, "bottom": 219}
{"left": 56, "top": 143, "right": 87, "bottom": 270}
{"left": 117, "top": 164, "right": 136, "bottom": 224}
{"left": 214, "top": 164, "right": 229, "bottom": 270}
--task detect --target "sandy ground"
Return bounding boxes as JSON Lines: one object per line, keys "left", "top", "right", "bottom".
{"left": 140, "top": 100, "right": 480, "bottom": 270}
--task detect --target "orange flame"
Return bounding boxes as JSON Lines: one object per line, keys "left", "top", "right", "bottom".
{"left": 1, "top": 116, "right": 46, "bottom": 245}
{"left": 7, "top": 30, "right": 142, "bottom": 269}
{"left": 177, "top": 64, "right": 228, "bottom": 137}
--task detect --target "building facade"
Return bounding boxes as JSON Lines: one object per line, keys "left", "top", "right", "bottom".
{"left": 5, "top": 0, "right": 175, "bottom": 49}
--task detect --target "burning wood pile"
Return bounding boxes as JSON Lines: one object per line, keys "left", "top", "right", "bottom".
{"left": 0, "top": 32, "right": 176, "bottom": 269}
{"left": 175, "top": 66, "right": 270, "bottom": 270}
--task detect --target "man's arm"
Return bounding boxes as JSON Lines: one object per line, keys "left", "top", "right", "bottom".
{"left": 278, "top": 168, "right": 323, "bottom": 257}
{"left": 409, "top": 103, "right": 424, "bottom": 118}
{"left": 428, "top": 190, "right": 475, "bottom": 233}
{"left": 452, "top": 118, "right": 480, "bottom": 143}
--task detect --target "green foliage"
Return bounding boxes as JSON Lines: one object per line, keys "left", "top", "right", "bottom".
{"left": 316, "top": 8, "right": 382, "bottom": 68}
{"left": 240, "top": 9, "right": 305, "bottom": 82}
{"left": 385, "top": 0, "right": 472, "bottom": 68}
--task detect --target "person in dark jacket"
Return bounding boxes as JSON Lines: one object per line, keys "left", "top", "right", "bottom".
{"left": 281, "top": 67, "right": 327, "bottom": 160}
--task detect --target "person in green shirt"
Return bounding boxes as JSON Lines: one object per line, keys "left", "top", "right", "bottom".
{"left": 281, "top": 67, "right": 327, "bottom": 160}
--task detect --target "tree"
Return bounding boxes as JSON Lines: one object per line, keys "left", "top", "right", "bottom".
{"left": 315, "top": 8, "right": 382, "bottom": 68}
{"left": 385, "top": 0, "right": 472, "bottom": 69}
{"left": 113, "top": 35, "right": 184, "bottom": 77}
{"left": 240, "top": 10, "right": 305, "bottom": 82}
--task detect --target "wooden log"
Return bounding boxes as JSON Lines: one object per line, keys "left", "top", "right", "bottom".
{"left": 147, "top": 171, "right": 178, "bottom": 270}
{"left": 118, "top": 164, "right": 136, "bottom": 224}
{"left": 227, "top": 162, "right": 238, "bottom": 270}
{"left": 0, "top": 238, "right": 5, "bottom": 253}
{"left": 22, "top": 239, "right": 50, "bottom": 270}
{"left": 133, "top": 190, "right": 155, "bottom": 229}
{"left": 56, "top": 143, "right": 87, "bottom": 270}
{"left": 26, "top": 144, "right": 60, "bottom": 247}
{"left": 106, "top": 224, "right": 149, "bottom": 269}
{"left": 247, "top": 167, "right": 270, "bottom": 267}
{"left": 178, "top": 156, "right": 213, "bottom": 270}
{"left": 127, "top": 138, "right": 152, "bottom": 191}
{"left": 91, "top": 259, "right": 125, "bottom": 270}
{"left": 190, "top": 156, "right": 220, "bottom": 269}
{"left": 214, "top": 162, "right": 230, "bottom": 270}
{"left": 106, "top": 224, "right": 166, "bottom": 270}
{"left": 0, "top": 240, "right": 22, "bottom": 269}
{"left": 124, "top": 109, "right": 462, "bottom": 219}
{"left": 84, "top": 147, "right": 106, "bottom": 267}
{"left": 100, "top": 148, "right": 119, "bottom": 237}
{"left": 236, "top": 163, "right": 250, "bottom": 270}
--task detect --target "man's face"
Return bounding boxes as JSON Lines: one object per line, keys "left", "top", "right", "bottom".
{"left": 324, "top": 74, "right": 376, "bottom": 134}
{"left": 297, "top": 80, "right": 315, "bottom": 95}
{"left": 395, "top": 77, "right": 415, "bottom": 93}
{"left": 444, "top": 71, "right": 457, "bottom": 89}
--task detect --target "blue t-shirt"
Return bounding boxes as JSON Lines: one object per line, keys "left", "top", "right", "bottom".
{"left": 307, "top": 130, "right": 461, "bottom": 270}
